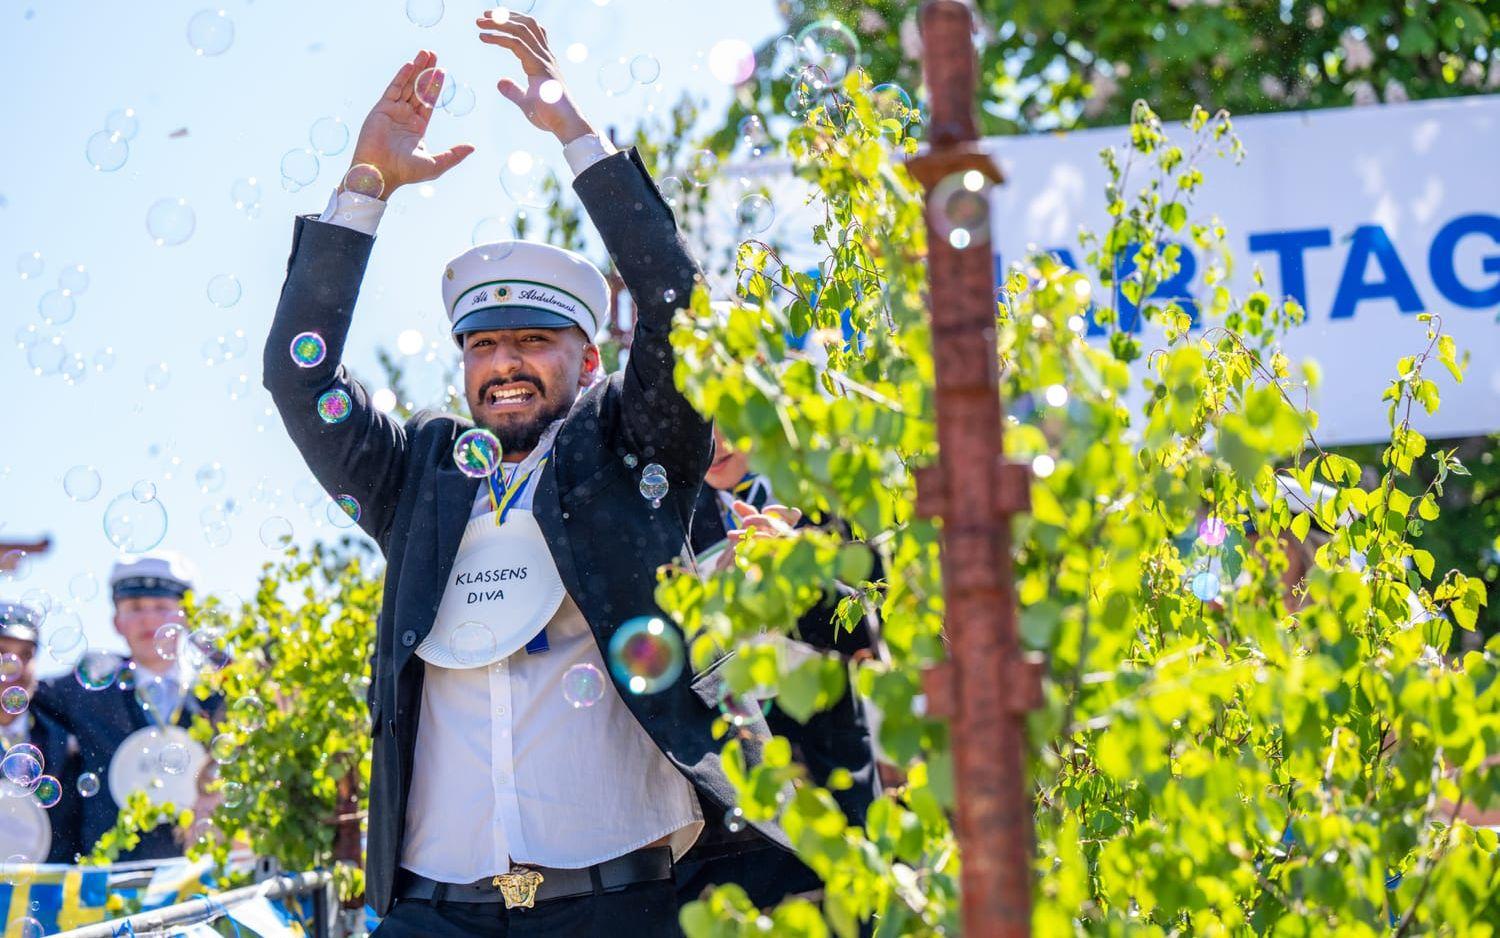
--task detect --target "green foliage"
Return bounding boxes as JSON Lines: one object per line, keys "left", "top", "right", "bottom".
{"left": 664, "top": 73, "right": 1500, "bottom": 935}
{"left": 716, "top": 0, "right": 1499, "bottom": 143}
{"left": 84, "top": 791, "right": 189, "bottom": 866}
{"left": 181, "top": 543, "right": 378, "bottom": 900}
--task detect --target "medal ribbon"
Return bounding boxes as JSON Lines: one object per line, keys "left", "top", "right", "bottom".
{"left": 483, "top": 453, "right": 553, "bottom": 654}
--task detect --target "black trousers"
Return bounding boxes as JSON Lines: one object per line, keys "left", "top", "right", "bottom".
{"left": 371, "top": 880, "right": 683, "bottom": 937}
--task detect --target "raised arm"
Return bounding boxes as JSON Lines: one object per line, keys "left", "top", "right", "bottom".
{"left": 263, "top": 51, "right": 476, "bottom": 548}
{"left": 475, "top": 12, "right": 712, "bottom": 489}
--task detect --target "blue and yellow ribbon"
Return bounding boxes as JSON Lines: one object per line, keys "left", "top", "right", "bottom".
{"left": 485, "top": 455, "right": 550, "bottom": 527}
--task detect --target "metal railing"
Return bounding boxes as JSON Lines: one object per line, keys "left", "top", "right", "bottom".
{"left": 52, "top": 870, "right": 336, "bottom": 938}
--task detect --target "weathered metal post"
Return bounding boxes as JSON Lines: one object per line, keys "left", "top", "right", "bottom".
{"left": 905, "top": 2, "right": 1041, "bottom": 935}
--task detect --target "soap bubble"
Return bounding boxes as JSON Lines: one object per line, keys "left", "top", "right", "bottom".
{"left": 724, "top": 805, "right": 747, "bottom": 832}
{"left": 719, "top": 694, "right": 766, "bottom": 727}
{"left": 414, "top": 66, "right": 451, "bottom": 108}
{"left": 451, "top": 622, "right": 497, "bottom": 666}
{"left": 45, "top": 615, "right": 85, "bottom": 661}
{"left": 64, "top": 465, "right": 102, "bottom": 502}
{"left": 38, "top": 289, "right": 76, "bottom": 325}
{"left": 0, "top": 684, "right": 28, "bottom": 716}
{"left": 58, "top": 262, "right": 89, "bottom": 294}
{"left": 68, "top": 571, "right": 99, "bottom": 602}
{"left": 406, "top": 0, "right": 443, "bottom": 27}
{"left": 290, "top": 331, "right": 327, "bottom": 367}
{"left": 329, "top": 494, "right": 361, "bottom": 527}
{"left": 597, "top": 57, "right": 633, "bottom": 95}
{"left": 0, "top": 654, "right": 19, "bottom": 681}
{"left": 735, "top": 194, "right": 775, "bottom": 235}
{"left": 309, "top": 117, "right": 349, "bottom": 156}
{"left": 1198, "top": 517, "right": 1228, "bottom": 547}
{"left": 1, "top": 747, "right": 42, "bottom": 789}
{"left": 929, "top": 170, "right": 991, "bottom": 250}
{"left": 86, "top": 130, "right": 129, "bottom": 171}
{"left": 220, "top": 780, "right": 245, "bottom": 808}
{"left": 397, "top": 329, "right": 425, "bottom": 355}
{"left": 103, "top": 492, "right": 169, "bottom": 552}
{"left": 159, "top": 743, "right": 191, "bottom": 775}
{"left": 686, "top": 150, "right": 719, "bottom": 187}
{"left": 231, "top": 177, "right": 262, "bottom": 212}
{"left": 281, "top": 148, "right": 320, "bottom": 187}
{"left": 32, "top": 775, "right": 61, "bottom": 808}
{"left": 230, "top": 695, "right": 266, "bottom": 731}
{"left": 737, "top": 115, "right": 770, "bottom": 157}
{"left": 630, "top": 54, "right": 661, "bottom": 84}
{"left": 499, "top": 150, "right": 547, "bottom": 208}
{"left": 562, "top": 663, "right": 606, "bottom": 708}
{"left": 342, "top": 164, "right": 385, "bottom": 198}
{"left": 106, "top": 107, "right": 140, "bottom": 140}
{"left": 259, "top": 516, "right": 293, "bottom": 549}
{"left": 153, "top": 621, "right": 185, "bottom": 660}
{"left": 453, "top": 428, "right": 502, "bottom": 478}
{"left": 195, "top": 463, "right": 226, "bottom": 494}
{"left": 1190, "top": 570, "right": 1222, "bottom": 602}
{"left": 639, "top": 463, "right": 669, "bottom": 509}
{"left": 145, "top": 362, "right": 172, "bottom": 391}
{"left": 146, "top": 198, "right": 195, "bottom": 246}
{"left": 75, "top": 651, "right": 122, "bottom": 691}
{"left": 539, "top": 79, "right": 564, "bottom": 104}
{"left": 16, "top": 251, "right": 43, "bottom": 280}
{"left": 77, "top": 772, "right": 101, "bottom": 797}
{"left": 606, "top": 616, "right": 684, "bottom": 694}
{"left": 210, "top": 733, "right": 237, "bottom": 764}
{"left": 796, "top": 19, "right": 860, "bottom": 83}
{"left": 15, "top": 919, "right": 42, "bottom": 938}
{"left": 872, "top": 82, "right": 914, "bottom": 129}
{"left": 444, "top": 82, "right": 477, "bottom": 117}
{"left": 207, "top": 273, "right": 242, "bottom": 308}
{"left": 26, "top": 338, "right": 65, "bottom": 376}
{"left": 707, "top": 39, "right": 756, "bottom": 84}
{"left": 133, "top": 480, "right": 157, "bottom": 502}
{"left": 316, "top": 389, "right": 352, "bottom": 424}
{"left": 187, "top": 9, "right": 235, "bottom": 56}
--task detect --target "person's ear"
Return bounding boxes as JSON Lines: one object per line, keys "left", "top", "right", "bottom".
{"left": 579, "top": 343, "right": 601, "bottom": 388}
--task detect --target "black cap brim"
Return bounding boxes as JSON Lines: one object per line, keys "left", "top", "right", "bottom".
{"left": 451, "top": 306, "right": 578, "bottom": 338}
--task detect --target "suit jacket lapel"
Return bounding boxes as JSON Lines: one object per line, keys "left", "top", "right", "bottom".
{"left": 531, "top": 459, "right": 583, "bottom": 609}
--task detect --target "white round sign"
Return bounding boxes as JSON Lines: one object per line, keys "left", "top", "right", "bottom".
{"left": 0, "top": 783, "right": 50, "bottom": 862}
{"left": 107, "top": 725, "right": 207, "bottom": 809}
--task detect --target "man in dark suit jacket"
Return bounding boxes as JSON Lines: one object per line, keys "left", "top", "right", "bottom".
{"left": 262, "top": 18, "right": 841, "bottom": 937}
{"left": 34, "top": 554, "right": 216, "bottom": 862}
{"left": 0, "top": 601, "right": 82, "bottom": 864}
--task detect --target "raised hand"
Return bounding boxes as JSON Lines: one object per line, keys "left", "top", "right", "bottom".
{"left": 476, "top": 9, "right": 596, "bottom": 143}
{"left": 343, "top": 49, "right": 476, "bottom": 200}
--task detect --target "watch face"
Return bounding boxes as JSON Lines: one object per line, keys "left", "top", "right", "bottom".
{"left": 108, "top": 725, "right": 206, "bottom": 809}
{"left": 0, "top": 786, "right": 50, "bottom": 863}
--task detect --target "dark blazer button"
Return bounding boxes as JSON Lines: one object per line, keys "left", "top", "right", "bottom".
{"left": 401, "top": 630, "right": 417, "bottom": 647}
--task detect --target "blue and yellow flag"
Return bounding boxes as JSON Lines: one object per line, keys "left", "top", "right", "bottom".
{"left": 1, "top": 866, "right": 108, "bottom": 935}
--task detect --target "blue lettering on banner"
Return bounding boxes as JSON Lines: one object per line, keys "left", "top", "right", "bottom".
{"left": 1429, "top": 213, "right": 1500, "bottom": 308}
{"left": 995, "top": 213, "right": 1500, "bottom": 326}
{"left": 1329, "top": 224, "right": 1423, "bottom": 319}
{"left": 1248, "top": 228, "right": 1333, "bottom": 310}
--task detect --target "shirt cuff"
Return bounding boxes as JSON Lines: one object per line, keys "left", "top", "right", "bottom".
{"left": 316, "top": 187, "right": 387, "bottom": 236}
{"left": 562, "top": 133, "right": 617, "bottom": 177}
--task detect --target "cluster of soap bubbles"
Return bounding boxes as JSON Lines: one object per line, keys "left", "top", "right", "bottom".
{"left": 14, "top": 253, "right": 106, "bottom": 384}
{"left": 606, "top": 616, "right": 684, "bottom": 694}
{"left": 85, "top": 107, "right": 138, "bottom": 172}
{"left": 638, "top": 462, "right": 669, "bottom": 509}
{"left": 1, "top": 742, "right": 62, "bottom": 815}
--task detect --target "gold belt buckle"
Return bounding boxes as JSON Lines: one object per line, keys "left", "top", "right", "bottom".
{"left": 492, "top": 866, "right": 544, "bottom": 910}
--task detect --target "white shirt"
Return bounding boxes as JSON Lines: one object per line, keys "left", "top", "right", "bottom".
{"left": 320, "top": 143, "right": 706, "bottom": 882}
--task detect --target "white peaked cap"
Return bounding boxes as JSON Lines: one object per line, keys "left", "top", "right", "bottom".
{"left": 109, "top": 549, "right": 197, "bottom": 599}
{"left": 442, "top": 240, "right": 610, "bottom": 341}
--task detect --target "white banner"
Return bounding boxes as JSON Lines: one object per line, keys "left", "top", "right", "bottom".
{"left": 718, "top": 95, "right": 1500, "bottom": 446}
{"left": 986, "top": 95, "right": 1500, "bottom": 445}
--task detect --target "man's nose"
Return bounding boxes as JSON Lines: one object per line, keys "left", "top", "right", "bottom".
{"left": 481, "top": 340, "right": 525, "bottom": 375}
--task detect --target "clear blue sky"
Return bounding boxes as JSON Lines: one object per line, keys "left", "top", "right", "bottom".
{"left": 0, "top": 0, "right": 783, "bottom": 675}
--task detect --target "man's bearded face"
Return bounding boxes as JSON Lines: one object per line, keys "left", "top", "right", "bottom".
{"left": 461, "top": 327, "right": 599, "bottom": 455}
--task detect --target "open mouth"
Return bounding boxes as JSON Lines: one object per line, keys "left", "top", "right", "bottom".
{"left": 483, "top": 384, "right": 537, "bottom": 412}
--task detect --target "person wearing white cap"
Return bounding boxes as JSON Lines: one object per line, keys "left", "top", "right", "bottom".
{"left": 33, "top": 550, "right": 214, "bottom": 861}
{"left": 263, "top": 14, "right": 800, "bottom": 937}
{"left": 0, "top": 599, "right": 82, "bottom": 863}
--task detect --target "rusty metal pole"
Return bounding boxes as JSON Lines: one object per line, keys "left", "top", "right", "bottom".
{"left": 905, "top": 2, "right": 1040, "bottom": 936}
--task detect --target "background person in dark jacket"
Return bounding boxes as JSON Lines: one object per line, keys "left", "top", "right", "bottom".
{"left": 260, "top": 16, "right": 862, "bottom": 936}
{"left": 0, "top": 600, "right": 81, "bottom": 864}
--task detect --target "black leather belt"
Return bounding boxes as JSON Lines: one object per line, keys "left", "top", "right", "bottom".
{"left": 395, "top": 846, "right": 674, "bottom": 910}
